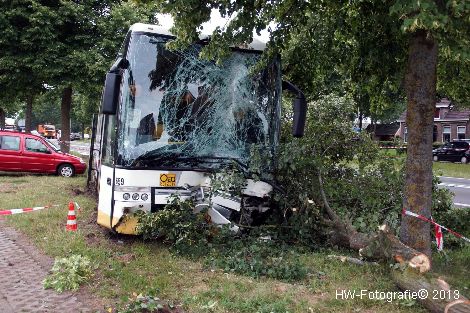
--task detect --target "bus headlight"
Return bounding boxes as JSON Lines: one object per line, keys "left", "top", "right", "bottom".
{"left": 123, "top": 193, "right": 130, "bottom": 200}
{"left": 141, "top": 193, "right": 149, "bottom": 201}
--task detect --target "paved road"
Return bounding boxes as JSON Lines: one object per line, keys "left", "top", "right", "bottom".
{"left": 70, "top": 141, "right": 91, "bottom": 156}
{"left": 438, "top": 176, "right": 470, "bottom": 208}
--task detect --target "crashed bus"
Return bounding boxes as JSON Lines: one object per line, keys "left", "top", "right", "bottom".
{"left": 88, "top": 23, "right": 307, "bottom": 234}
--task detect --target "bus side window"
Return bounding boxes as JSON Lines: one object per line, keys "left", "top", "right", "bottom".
{"left": 101, "top": 115, "right": 116, "bottom": 165}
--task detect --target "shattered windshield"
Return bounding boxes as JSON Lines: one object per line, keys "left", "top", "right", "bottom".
{"left": 117, "top": 32, "right": 281, "bottom": 170}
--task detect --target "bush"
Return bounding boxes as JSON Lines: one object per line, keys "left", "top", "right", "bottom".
{"left": 274, "top": 94, "right": 456, "bottom": 245}
{"left": 43, "top": 255, "right": 93, "bottom": 293}
{"left": 135, "top": 196, "right": 309, "bottom": 281}
{"left": 135, "top": 195, "right": 214, "bottom": 255}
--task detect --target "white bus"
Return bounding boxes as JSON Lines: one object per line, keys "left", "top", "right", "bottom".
{"left": 88, "top": 23, "right": 307, "bottom": 234}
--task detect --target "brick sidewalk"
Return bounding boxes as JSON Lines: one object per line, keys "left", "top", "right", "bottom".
{"left": 0, "top": 228, "right": 91, "bottom": 312}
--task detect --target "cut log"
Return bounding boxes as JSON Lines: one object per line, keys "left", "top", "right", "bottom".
{"left": 392, "top": 268, "right": 470, "bottom": 313}
{"left": 360, "top": 225, "right": 431, "bottom": 273}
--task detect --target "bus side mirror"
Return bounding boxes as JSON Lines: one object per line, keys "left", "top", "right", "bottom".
{"left": 101, "top": 72, "right": 122, "bottom": 115}
{"left": 292, "top": 97, "right": 307, "bottom": 137}
{"left": 282, "top": 81, "right": 308, "bottom": 137}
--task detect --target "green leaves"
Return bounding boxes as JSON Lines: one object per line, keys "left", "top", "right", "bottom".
{"left": 43, "top": 255, "right": 94, "bottom": 293}
{"left": 135, "top": 195, "right": 214, "bottom": 255}
{"left": 390, "top": 0, "right": 450, "bottom": 33}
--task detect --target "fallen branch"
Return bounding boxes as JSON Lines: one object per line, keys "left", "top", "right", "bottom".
{"left": 316, "top": 169, "right": 469, "bottom": 312}
{"left": 327, "top": 254, "right": 378, "bottom": 266}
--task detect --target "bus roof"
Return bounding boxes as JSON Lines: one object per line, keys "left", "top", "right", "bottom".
{"left": 129, "top": 23, "right": 267, "bottom": 52}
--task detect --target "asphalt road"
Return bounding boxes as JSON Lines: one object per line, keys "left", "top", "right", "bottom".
{"left": 70, "top": 141, "right": 91, "bottom": 156}
{"left": 438, "top": 176, "right": 470, "bottom": 208}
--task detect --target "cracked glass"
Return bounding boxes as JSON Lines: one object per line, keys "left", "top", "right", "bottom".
{"left": 117, "top": 32, "right": 281, "bottom": 171}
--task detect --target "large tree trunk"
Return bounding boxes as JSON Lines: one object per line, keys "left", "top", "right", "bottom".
{"left": 25, "top": 94, "right": 34, "bottom": 133}
{"left": 400, "top": 30, "right": 438, "bottom": 259}
{"left": 0, "top": 108, "right": 5, "bottom": 129}
{"left": 60, "top": 86, "right": 72, "bottom": 153}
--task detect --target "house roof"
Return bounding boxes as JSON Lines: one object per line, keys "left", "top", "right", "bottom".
{"left": 397, "top": 99, "right": 470, "bottom": 122}
{"left": 366, "top": 122, "right": 400, "bottom": 136}
{"left": 436, "top": 98, "right": 452, "bottom": 108}
{"left": 443, "top": 109, "right": 470, "bottom": 120}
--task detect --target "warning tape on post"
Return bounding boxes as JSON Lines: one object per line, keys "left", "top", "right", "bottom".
{"left": 0, "top": 205, "right": 58, "bottom": 216}
{"left": 402, "top": 208, "right": 470, "bottom": 246}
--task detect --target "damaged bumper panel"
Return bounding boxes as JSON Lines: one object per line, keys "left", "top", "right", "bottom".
{"left": 97, "top": 166, "right": 273, "bottom": 234}
{"left": 110, "top": 181, "right": 271, "bottom": 234}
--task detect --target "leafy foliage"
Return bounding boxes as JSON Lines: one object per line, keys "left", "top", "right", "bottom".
{"left": 119, "top": 294, "right": 177, "bottom": 313}
{"left": 136, "top": 196, "right": 309, "bottom": 281}
{"left": 274, "top": 94, "right": 455, "bottom": 243}
{"left": 135, "top": 195, "right": 215, "bottom": 255}
{"left": 43, "top": 255, "right": 94, "bottom": 293}
{"left": 0, "top": 0, "right": 158, "bottom": 129}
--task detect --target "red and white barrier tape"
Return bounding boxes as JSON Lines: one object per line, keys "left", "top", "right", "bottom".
{"left": 0, "top": 205, "right": 59, "bottom": 216}
{"left": 402, "top": 208, "right": 470, "bottom": 246}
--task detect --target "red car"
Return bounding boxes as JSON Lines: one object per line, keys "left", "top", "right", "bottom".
{"left": 0, "top": 131, "right": 86, "bottom": 177}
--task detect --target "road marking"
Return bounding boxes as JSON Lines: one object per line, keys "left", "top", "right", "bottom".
{"left": 438, "top": 183, "right": 470, "bottom": 189}
{"left": 454, "top": 203, "right": 470, "bottom": 208}
{"left": 438, "top": 176, "right": 470, "bottom": 181}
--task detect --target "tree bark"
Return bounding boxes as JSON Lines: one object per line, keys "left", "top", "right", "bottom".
{"left": 0, "top": 108, "right": 5, "bottom": 129}
{"left": 360, "top": 225, "right": 430, "bottom": 273}
{"left": 400, "top": 30, "right": 438, "bottom": 259}
{"left": 25, "top": 94, "right": 34, "bottom": 133}
{"left": 60, "top": 86, "right": 72, "bottom": 153}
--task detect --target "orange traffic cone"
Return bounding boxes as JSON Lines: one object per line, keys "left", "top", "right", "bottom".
{"left": 66, "top": 201, "right": 77, "bottom": 231}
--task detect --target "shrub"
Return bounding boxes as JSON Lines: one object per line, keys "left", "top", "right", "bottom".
{"left": 135, "top": 195, "right": 215, "bottom": 255}
{"left": 274, "top": 94, "right": 456, "bottom": 245}
{"left": 43, "top": 255, "right": 93, "bottom": 293}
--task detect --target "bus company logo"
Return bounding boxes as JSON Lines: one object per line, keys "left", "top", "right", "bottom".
{"left": 160, "top": 173, "right": 176, "bottom": 187}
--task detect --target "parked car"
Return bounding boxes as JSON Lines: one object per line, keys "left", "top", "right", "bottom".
{"left": 0, "top": 130, "right": 86, "bottom": 177}
{"left": 70, "top": 132, "right": 81, "bottom": 141}
{"left": 432, "top": 140, "right": 470, "bottom": 164}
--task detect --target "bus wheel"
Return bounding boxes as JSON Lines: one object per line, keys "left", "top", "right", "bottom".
{"left": 58, "top": 164, "right": 75, "bottom": 177}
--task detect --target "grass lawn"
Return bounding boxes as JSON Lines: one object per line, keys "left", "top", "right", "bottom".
{"left": 433, "top": 162, "right": 470, "bottom": 179}
{"left": 379, "top": 148, "right": 470, "bottom": 179}
{"left": 0, "top": 173, "right": 467, "bottom": 312}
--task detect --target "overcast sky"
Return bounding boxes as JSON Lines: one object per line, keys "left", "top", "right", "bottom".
{"left": 156, "top": 10, "right": 271, "bottom": 43}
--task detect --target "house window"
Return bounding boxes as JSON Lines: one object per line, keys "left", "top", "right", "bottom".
{"left": 434, "top": 108, "right": 440, "bottom": 118}
{"left": 457, "top": 126, "right": 466, "bottom": 140}
{"left": 443, "top": 125, "right": 451, "bottom": 142}
{"left": 404, "top": 127, "right": 408, "bottom": 143}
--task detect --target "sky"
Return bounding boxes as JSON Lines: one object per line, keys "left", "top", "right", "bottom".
{"left": 155, "top": 10, "right": 271, "bottom": 43}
